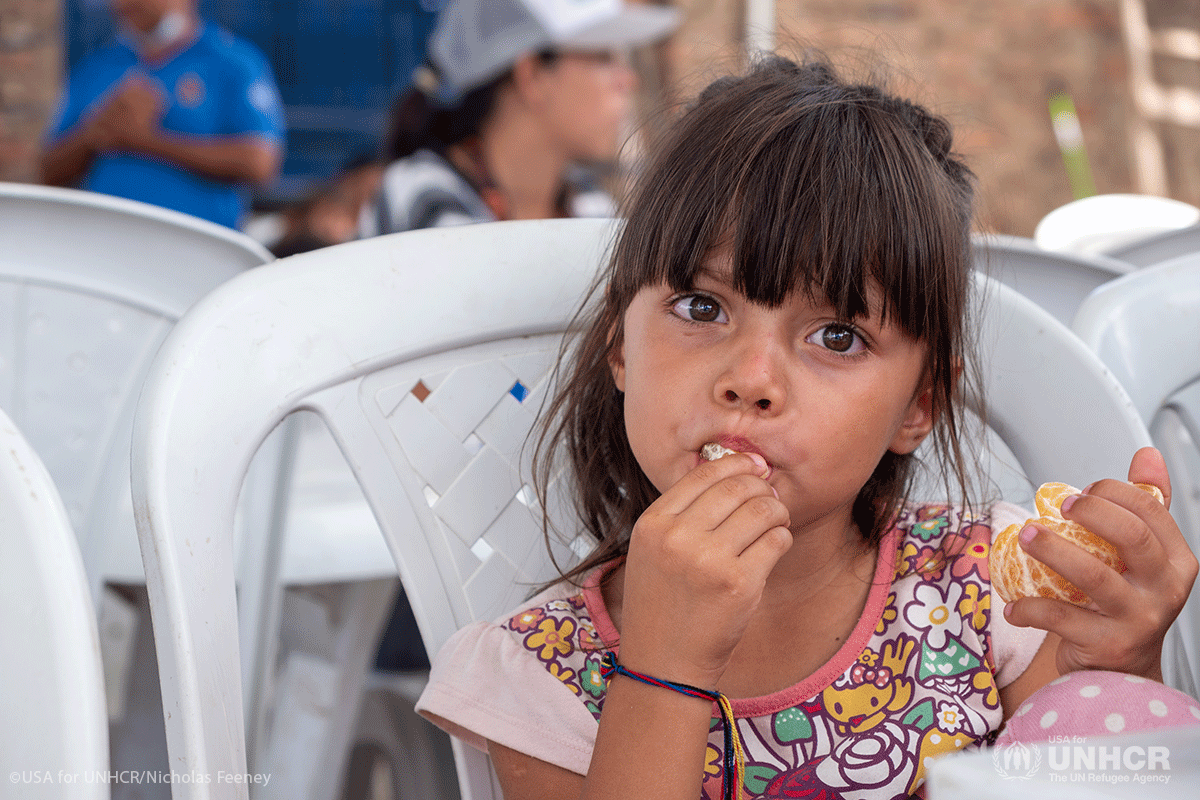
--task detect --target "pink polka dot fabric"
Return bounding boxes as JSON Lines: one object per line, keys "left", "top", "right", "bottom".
{"left": 997, "top": 670, "right": 1200, "bottom": 745}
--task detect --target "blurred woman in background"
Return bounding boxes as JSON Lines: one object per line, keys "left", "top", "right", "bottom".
{"left": 359, "top": 0, "right": 679, "bottom": 237}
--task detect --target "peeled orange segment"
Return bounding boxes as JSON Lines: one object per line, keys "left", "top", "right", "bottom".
{"left": 1034, "top": 482, "right": 1076, "bottom": 519}
{"left": 1134, "top": 482, "right": 1166, "bottom": 505}
{"left": 989, "top": 481, "right": 1164, "bottom": 606}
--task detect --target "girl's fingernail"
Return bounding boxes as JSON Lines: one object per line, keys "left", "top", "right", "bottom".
{"left": 747, "top": 453, "right": 768, "bottom": 471}
{"left": 1081, "top": 483, "right": 1094, "bottom": 495}
{"left": 1061, "top": 494, "right": 1077, "bottom": 514}
{"left": 1003, "top": 603, "right": 1013, "bottom": 619}
{"left": 1019, "top": 525, "right": 1038, "bottom": 547}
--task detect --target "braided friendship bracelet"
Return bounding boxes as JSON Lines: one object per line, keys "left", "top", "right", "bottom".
{"left": 599, "top": 653, "right": 745, "bottom": 800}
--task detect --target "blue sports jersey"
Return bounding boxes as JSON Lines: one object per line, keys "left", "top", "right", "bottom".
{"left": 48, "top": 22, "right": 285, "bottom": 229}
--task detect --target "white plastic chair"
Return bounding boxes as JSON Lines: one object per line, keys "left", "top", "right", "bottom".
{"left": 1104, "top": 223, "right": 1200, "bottom": 267}
{"left": 1073, "top": 253, "right": 1200, "bottom": 698}
{"left": 0, "top": 186, "right": 408, "bottom": 800}
{"left": 0, "top": 405, "right": 109, "bottom": 800}
{"left": 131, "top": 217, "right": 1157, "bottom": 800}
{"left": 0, "top": 182, "right": 281, "bottom": 789}
{"left": 0, "top": 181, "right": 272, "bottom": 593}
{"left": 1033, "top": 193, "right": 1200, "bottom": 257}
{"left": 973, "top": 233, "right": 1132, "bottom": 327}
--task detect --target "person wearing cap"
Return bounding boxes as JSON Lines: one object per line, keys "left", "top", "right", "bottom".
{"left": 359, "top": 0, "right": 679, "bottom": 237}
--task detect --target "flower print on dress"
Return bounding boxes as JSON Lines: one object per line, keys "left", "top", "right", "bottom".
{"left": 547, "top": 661, "right": 579, "bottom": 694}
{"left": 972, "top": 668, "right": 1000, "bottom": 709}
{"left": 761, "top": 757, "right": 844, "bottom": 800}
{"left": 524, "top": 616, "right": 575, "bottom": 661}
{"left": 874, "top": 591, "right": 897, "bottom": 636}
{"left": 902, "top": 581, "right": 965, "bottom": 650}
{"left": 507, "top": 607, "right": 545, "bottom": 633}
{"left": 913, "top": 545, "right": 946, "bottom": 580}
{"left": 577, "top": 617, "right": 604, "bottom": 652}
{"left": 935, "top": 700, "right": 964, "bottom": 733}
{"left": 816, "top": 719, "right": 921, "bottom": 800}
{"left": 704, "top": 744, "right": 723, "bottom": 778}
{"left": 911, "top": 507, "right": 950, "bottom": 542}
{"left": 957, "top": 583, "right": 990, "bottom": 633}
{"left": 579, "top": 653, "right": 607, "bottom": 698}
{"left": 947, "top": 522, "right": 992, "bottom": 582}
{"left": 894, "top": 541, "right": 919, "bottom": 580}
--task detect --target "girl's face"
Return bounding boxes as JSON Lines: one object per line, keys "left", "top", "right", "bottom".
{"left": 610, "top": 250, "right": 936, "bottom": 536}
{"left": 530, "top": 51, "right": 637, "bottom": 163}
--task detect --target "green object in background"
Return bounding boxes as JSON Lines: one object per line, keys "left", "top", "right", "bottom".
{"left": 1049, "top": 92, "right": 1097, "bottom": 199}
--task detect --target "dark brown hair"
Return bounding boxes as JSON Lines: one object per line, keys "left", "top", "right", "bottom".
{"left": 386, "top": 52, "right": 561, "bottom": 161}
{"left": 535, "top": 53, "right": 979, "bottom": 584}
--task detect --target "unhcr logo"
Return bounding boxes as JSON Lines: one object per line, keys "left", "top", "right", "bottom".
{"left": 991, "top": 738, "right": 1174, "bottom": 785}
{"left": 992, "top": 741, "right": 1042, "bottom": 779}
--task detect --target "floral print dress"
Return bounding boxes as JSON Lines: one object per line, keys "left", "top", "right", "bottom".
{"left": 418, "top": 501, "right": 1044, "bottom": 800}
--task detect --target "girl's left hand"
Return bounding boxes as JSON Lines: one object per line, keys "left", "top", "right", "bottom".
{"left": 1003, "top": 447, "right": 1199, "bottom": 680}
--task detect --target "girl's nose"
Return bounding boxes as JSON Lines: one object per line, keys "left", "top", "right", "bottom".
{"left": 714, "top": 338, "right": 786, "bottom": 414}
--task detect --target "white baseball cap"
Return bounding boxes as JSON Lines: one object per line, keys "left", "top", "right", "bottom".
{"left": 427, "top": 0, "right": 680, "bottom": 101}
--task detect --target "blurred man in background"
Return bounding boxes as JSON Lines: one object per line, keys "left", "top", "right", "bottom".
{"left": 40, "top": 0, "right": 285, "bottom": 229}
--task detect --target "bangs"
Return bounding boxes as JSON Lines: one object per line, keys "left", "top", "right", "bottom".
{"left": 613, "top": 65, "right": 972, "bottom": 341}
{"left": 536, "top": 53, "right": 981, "bottom": 573}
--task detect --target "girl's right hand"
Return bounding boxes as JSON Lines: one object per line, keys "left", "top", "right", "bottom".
{"left": 617, "top": 452, "right": 792, "bottom": 690}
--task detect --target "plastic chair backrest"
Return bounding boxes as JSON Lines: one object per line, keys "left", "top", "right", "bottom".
{"left": 973, "top": 233, "right": 1132, "bottom": 327}
{"left": 0, "top": 405, "right": 109, "bottom": 799}
{"left": 0, "top": 182, "right": 273, "bottom": 594}
{"left": 1032, "top": 193, "right": 1200, "bottom": 256}
{"left": 131, "top": 218, "right": 1153, "bottom": 800}
{"left": 1073, "top": 253, "right": 1200, "bottom": 697}
{"left": 1104, "top": 222, "right": 1200, "bottom": 267}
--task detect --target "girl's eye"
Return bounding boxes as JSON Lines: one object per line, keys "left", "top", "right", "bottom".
{"left": 807, "top": 323, "right": 866, "bottom": 355}
{"left": 671, "top": 294, "right": 727, "bottom": 323}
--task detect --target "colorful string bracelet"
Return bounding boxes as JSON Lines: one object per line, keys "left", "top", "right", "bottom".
{"left": 599, "top": 652, "right": 745, "bottom": 800}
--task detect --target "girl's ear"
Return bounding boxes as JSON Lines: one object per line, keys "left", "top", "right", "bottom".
{"left": 889, "top": 359, "right": 961, "bottom": 455}
{"left": 608, "top": 325, "right": 626, "bottom": 392}
{"left": 888, "top": 371, "right": 937, "bottom": 455}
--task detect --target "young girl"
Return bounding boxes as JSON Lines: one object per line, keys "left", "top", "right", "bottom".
{"left": 415, "top": 54, "right": 1199, "bottom": 799}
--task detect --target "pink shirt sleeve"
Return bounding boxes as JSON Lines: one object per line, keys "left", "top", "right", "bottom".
{"left": 416, "top": 606, "right": 599, "bottom": 775}
{"left": 988, "top": 500, "right": 1049, "bottom": 687}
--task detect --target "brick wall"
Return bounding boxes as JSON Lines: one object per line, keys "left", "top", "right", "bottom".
{"left": 660, "top": 0, "right": 1148, "bottom": 236}
{"left": 0, "top": 0, "right": 60, "bottom": 183}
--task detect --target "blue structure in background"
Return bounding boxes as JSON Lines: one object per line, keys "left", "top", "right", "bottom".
{"left": 64, "top": 0, "right": 443, "bottom": 206}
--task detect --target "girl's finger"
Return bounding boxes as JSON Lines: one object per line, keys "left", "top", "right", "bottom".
{"left": 1003, "top": 593, "right": 1117, "bottom": 650}
{"left": 1016, "top": 523, "right": 1134, "bottom": 616}
{"left": 653, "top": 452, "right": 771, "bottom": 516}
{"left": 1125, "top": 445, "right": 1172, "bottom": 509}
{"left": 676, "top": 473, "right": 783, "bottom": 545}
{"left": 1059, "top": 488, "right": 1169, "bottom": 581}
{"left": 711, "top": 493, "right": 792, "bottom": 557}
{"left": 735, "top": 525, "right": 794, "bottom": 576}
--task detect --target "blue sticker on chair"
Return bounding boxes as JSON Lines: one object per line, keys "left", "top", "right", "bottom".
{"left": 509, "top": 380, "right": 529, "bottom": 402}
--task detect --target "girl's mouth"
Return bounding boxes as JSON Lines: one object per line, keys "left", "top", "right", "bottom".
{"left": 705, "top": 435, "right": 775, "bottom": 478}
